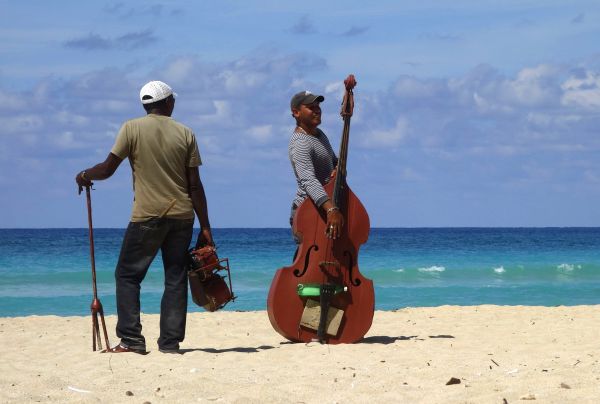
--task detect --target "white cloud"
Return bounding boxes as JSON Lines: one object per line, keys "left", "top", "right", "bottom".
{"left": 561, "top": 71, "right": 600, "bottom": 109}
{"left": 473, "top": 92, "right": 513, "bottom": 113}
{"left": 393, "top": 76, "right": 443, "bottom": 99}
{"left": 197, "top": 135, "right": 222, "bottom": 154}
{"left": 193, "top": 100, "right": 232, "bottom": 126}
{"left": 503, "top": 64, "right": 559, "bottom": 106}
{"left": 362, "top": 117, "right": 409, "bottom": 148}
{"left": 324, "top": 81, "right": 344, "bottom": 94}
{"left": 1, "top": 56, "right": 597, "bottom": 163}
{"left": 54, "top": 131, "right": 81, "bottom": 149}
{"left": 246, "top": 125, "right": 273, "bottom": 143}
{"left": 219, "top": 70, "right": 268, "bottom": 93}
{"left": 164, "top": 57, "right": 195, "bottom": 83}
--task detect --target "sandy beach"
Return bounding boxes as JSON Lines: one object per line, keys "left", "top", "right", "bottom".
{"left": 1, "top": 306, "right": 598, "bottom": 403}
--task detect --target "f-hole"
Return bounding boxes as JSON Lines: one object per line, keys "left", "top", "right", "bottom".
{"left": 344, "top": 250, "right": 361, "bottom": 286}
{"left": 294, "top": 244, "right": 319, "bottom": 277}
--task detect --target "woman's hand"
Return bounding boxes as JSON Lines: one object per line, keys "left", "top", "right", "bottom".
{"left": 326, "top": 207, "right": 344, "bottom": 240}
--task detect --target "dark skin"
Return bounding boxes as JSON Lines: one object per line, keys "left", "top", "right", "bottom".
{"left": 291, "top": 101, "right": 344, "bottom": 240}
{"left": 76, "top": 95, "right": 214, "bottom": 246}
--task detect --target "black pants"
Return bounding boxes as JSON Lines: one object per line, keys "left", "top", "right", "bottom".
{"left": 115, "top": 217, "right": 193, "bottom": 350}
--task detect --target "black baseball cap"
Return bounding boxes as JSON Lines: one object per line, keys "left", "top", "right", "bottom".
{"left": 290, "top": 91, "right": 325, "bottom": 109}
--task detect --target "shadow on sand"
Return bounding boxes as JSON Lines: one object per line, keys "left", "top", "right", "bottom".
{"left": 360, "top": 335, "right": 418, "bottom": 344}
{"left": 178, "top": 345, "right": 276, "bottom": 354}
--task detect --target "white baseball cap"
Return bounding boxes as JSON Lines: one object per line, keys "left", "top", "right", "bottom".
{"left": 139, "top": 81, "right": 177, "bottom": 104}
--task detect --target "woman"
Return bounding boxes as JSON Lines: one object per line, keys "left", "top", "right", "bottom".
{"left": 288, "top": 90, "right": 343, "bottom": 241}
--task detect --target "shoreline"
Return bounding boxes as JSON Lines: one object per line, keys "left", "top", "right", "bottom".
{"left": 0, "top": 302, "right": 598, "bottom": 318}
{"left": 1, "top": 305, "right": 598, "bottom": 403}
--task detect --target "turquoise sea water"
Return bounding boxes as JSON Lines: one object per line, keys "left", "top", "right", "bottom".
{"left": 1, "top": 228, "right": 600, "bottom": 316}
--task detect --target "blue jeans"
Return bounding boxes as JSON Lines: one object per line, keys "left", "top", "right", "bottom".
{"left": 115, "top": 217, "right": 193, "bottom": 350}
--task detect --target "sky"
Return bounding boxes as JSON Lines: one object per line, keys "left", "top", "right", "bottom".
{"left": 1, "top": 0, "right": 600, "bottom": 228}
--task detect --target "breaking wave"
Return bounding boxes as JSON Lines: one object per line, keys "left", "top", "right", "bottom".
{"left": 418, "top": 266, "right": 446, "bottom": 273}
{"left": 557, "top": 263, "right": 581, "bottom": 272}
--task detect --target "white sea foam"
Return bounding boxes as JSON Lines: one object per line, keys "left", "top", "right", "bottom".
{"left": 493, "top": 266, "right": 505, "bottom": 274}
{"left": 418, "top": 266, "right": 445, "bottom": 273}
{"left": 557, "top": 263, "right": 581, "bottom": 272}
{"left": 393, "top": 268, "right": 405, "bottom": 273}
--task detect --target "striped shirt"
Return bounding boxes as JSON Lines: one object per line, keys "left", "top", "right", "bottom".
{"left": 289, "top": 128, "right": 338, "bottom": 208}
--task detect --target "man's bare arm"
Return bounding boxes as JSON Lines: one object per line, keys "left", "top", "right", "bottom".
{"left": 75, "top": 153, "right": 123, "bottom": 192}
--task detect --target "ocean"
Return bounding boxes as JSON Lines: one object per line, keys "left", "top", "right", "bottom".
{"left": 1, "top": 228, "right": 600, "bottom": 317}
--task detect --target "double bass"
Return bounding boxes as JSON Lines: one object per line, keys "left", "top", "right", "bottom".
{"left": 267, "top": 75, "right": 374, "bottom": 344}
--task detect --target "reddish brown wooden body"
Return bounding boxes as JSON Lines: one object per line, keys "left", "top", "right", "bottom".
{"left": 267, "top": 178, "right": 374, "bottom": 344}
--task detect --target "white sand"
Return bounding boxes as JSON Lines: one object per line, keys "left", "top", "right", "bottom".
{"left": 1, "top": 306, "right": 599, "bottom": 403}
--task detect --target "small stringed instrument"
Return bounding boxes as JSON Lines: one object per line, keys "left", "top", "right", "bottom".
{"left": 267, "top": 75, "right": 374, "bottom": 344}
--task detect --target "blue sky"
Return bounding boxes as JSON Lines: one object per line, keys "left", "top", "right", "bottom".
{"left": 1, "top": 0, "right": 600, "bottom": 228}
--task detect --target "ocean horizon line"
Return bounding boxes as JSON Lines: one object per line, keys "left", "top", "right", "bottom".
{"left": 2, "top": 226, "right": 600, "bottom": 230}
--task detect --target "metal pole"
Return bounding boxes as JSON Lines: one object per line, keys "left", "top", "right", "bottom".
{"left": 85, "top": 186, "right": 111, "bottom": 351}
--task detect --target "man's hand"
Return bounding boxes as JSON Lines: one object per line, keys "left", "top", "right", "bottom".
{"left": 74, "top": 154, "right": 123, "bottom": 194}
{"left": 195, "top": 228, "right": 214, "bottom": 248}
{"left": 75, "top": 171, "right": 93, "bottom": 195}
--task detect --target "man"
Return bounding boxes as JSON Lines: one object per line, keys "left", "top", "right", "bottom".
{"left": 288, "top": 91, "right": 343, "bottom": 240}
{"left": 75, "top": 80, "right": 213, "bottom": 354}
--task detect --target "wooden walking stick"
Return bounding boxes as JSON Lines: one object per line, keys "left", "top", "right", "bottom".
{"left": 84, "top": 186, "right": 111, "bottom": 351}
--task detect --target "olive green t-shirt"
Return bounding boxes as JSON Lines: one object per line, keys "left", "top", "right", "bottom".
{"left": 111, "top": 114, "right": 201, "bottom": 222}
